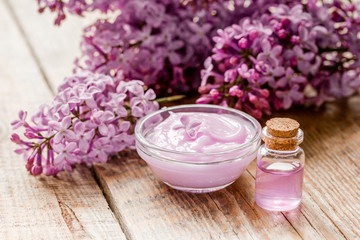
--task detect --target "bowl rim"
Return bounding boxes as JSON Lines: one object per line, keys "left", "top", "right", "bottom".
{"left": 135, "top": 104, "right": 262, "bottom": 158}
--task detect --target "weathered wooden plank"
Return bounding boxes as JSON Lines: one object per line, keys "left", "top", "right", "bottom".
{"left": 8, "top": 0, "right": 360, "bottom": 239}
{"left": 8, "top": 1, "right": 315, "bottom": 237}
{"left": 5, "top": 0, "right": 99, "bottom": 90}
{"left": 248, "top": 97, "right": 360, "bottom": 239}
{"left": 0, "top": 1, "right": 126, "bottom": 239}
{"left": 94, "top": 151, "right": 304, "bottom": 240}
{"left": 92, "top": 97, "right": 360, "bottom": 240}
{"left": 93, "top": 100, "right": 360, "bottom": 239}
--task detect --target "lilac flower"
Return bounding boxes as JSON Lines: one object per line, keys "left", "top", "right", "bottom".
{"left": 290, "top": 35, "right": 300, "bottom": 44}
{"left": 49, "top": 116, "right": 76, "bottom": 143}
{"left": 209, "top": 89, "right": 220, "bottom": 99}
{"left": 11, "top": 110, "right": 27, "bottom": 129}
{"left": 198, "top": 2, "right": 360, "bottom": 117}
{"left": 298, "top": 26, "right": 318, "bottom": 52}
{"left": 225, "top": 69, "right": 238, "bottom": 83}
{"left": 341, "top": 71, "right": 360, "bottom": 97}
{"left": 257, "top": 39, "right": 282, "bottom": 67}
{"left": 238, "top": 38, "right": 248, "bottom": 49}
{"left": 276, "top": 67, "right": 306, "bottom": 88}
{"left": 88, "top": 139, "right": 114, "bottom": 163}
{"left": 312, "top": 26, "right": 339, "bottom": 48}
{"left": 53, "top": 142, "right": 78, "bottom": 165}
{"left": 278, "top": 29, "right": 287, "bottom": 39}
{"left": 130, "top": 89, "right": 156, "bottom": 108}
{"left": 237, "top": 64, "right": 250, "bottom": 79}
{"left": 103, "top": 93, "right": 128, "bottom": 117}
{"left": 68, "top": 83, "right": 100, "bottom": 107}
{"left": 117, "top": 80, "right": 144, "bottom": 95}
{"left": 11, "top": 72, "right": 159, "bottom": 176}
{"left": 73, "top": 0, "right": 257, "bottom": 96}
{"left": 275, "top": 85, "right": 304, "bottom": 109}
{"left": 270, "top": 4, "right": 311, "bottom": 28}
{"left": 196, "top": 95, "right": 212, "bottom": 104}
{"left": 288, "top": 46, "right": 315, "bottom": 75}
{"left": 229, "top": 86, "right": 243, "bottom": 97}
{"left": 259, "top": 66, "right": 285, "bottom": 87}
{"left": 73, "top": 122, "right": 94, "bottom": 152}
{"left": 37, "top": 0, "right": 122, "bottom": 25}
{"left": 99, "top": 125, "right": 127, "bottom": 152}
{"left": 187, "top": 22, "right": 212, "bottom": 46}
{"left": 132, "top": 26, "right": 156, "bottom": 49}
{"left": 10, "top": 133, "right": 24, "bottom": 145}
{"left": 37, "top": 0, "right": 360, "bottom": 119}
{"left": 200, "top": 57, "right": 214, "bottom": 85}
{"left": 131, "top": 88, "right": 158, "bottom": 117}
{"left": 53, "top": 90, "right": 71, "bottom": 115}
{"left": 213, "top": 29, "right": 234, "bottom": 49}
{"left": 327, "top": 71, "right": 360, "bottom": 98}
{"left": 164, "top": 40, "right": 184, "bottom": 65}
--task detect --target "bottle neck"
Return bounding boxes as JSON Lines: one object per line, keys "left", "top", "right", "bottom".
{"left": 264, "top": 144, "right": 301, "bottom": 154}
{"left": 262, "top": 126, "right": 303, "bottom": 151}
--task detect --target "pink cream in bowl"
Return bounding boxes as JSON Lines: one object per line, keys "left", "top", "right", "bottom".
{"left": 135, "top": 104, "right": 261, "bottom": 193}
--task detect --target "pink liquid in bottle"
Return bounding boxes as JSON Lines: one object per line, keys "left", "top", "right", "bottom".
{"left": 255, "top": 161, "right": 304, "bottom": 211}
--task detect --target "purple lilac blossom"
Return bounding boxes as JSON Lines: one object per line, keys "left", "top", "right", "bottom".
{"left": 37, "top": 0, "right": 123, "bottom": 25}
{"left": 38, "top": 0, "right": 360, "bottom": 118}
{"left": 198, "top": 1, "right": 360, "bottom": 118}
{"left": 38, "top": 0, "right": 289, "bottom": 96}
{"left": 11, "top": 71, "right": 159, "bottom": 176}
{"left": 74, "top": 0, "right": 265, "bottom": 96}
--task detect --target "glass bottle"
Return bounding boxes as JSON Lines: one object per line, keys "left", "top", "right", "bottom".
{"left": 255, "top": 118, "right": 305, "bottom": 211}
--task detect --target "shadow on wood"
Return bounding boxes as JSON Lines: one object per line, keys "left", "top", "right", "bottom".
{"left": 93, "top": 96, "right": 360, "bottom": 239}
{"left": 94, "top": 152, "right": 303, "bottom": 240}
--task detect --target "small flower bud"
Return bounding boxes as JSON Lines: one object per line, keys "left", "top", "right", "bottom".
{"left": 196, "top": 96, "right": 211, "bottom": 104}
{"left": 218, "top": 63, "right": 226, "bottom": 72}
{"left": 259, "top": 89, "right": 270, "bottom": 98}
{"left": 278, "top": 29, "right": 287, "bottom": 39}
{"left": 259, "top": 98, "right": 270, "bottom": 109}
{"left": 281, "top": 18, "right": 290, "bottom": 27}
{"left": 249, "top": 93, "right": 258, "bottom": 104}
{"left": 31, "top": 165, "right": 43, "bottom": 176}
{"left": 274, "top": 22, "right": 282, "bottom": 31}
{"left": 229, "top": 56, "right": 238, "bottom": 65}
{"left": 198, "top": 85, "right": 211, "bottom": 94}
{"left": 229, "top": 86, "right": 240, "bottom": 97}
{"left": 249, "top": 30, "right": 259, "bottom": 41}
{"left": 238, "top": 38, "right": 248, "bottom": 49}
{"left": 290, "top": 56, "right": 297, "bottom": 66}
{"left": 290, "top": 35, "right": 300, "bottom": 44}
{"left": 209, "top": 89, "right": 220, "bottom": 99}
{"left": 347, "top": 4, "right": 355, "bottom": 12}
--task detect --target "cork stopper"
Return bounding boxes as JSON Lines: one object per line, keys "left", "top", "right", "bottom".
{"left": 262, "top": 118, "right": 302, "bottom": 151}
{"left": 266, "top": 118, "right": 300, "bottom": 138}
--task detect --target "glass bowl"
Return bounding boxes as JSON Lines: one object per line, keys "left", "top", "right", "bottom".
{"left": 135, "top": 104, "right": 261, "bottom": 193}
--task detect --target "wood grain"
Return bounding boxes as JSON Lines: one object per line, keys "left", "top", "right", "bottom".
{"left": 6, "top": 0, "right": 360, "bottom": 239}
{"left": 248, "top": 97, "right": 360, "bottom": 239}
{"left": 4, "top": 1, "right": 310, "bottom": 238}
{"left": 93, "top": 98, "right": 360, "bottom": 240}
{"left": 94, "top": 151, "right": 305, "bottom": 240}
{"left": 0, "top": 0, "right": 125, "bottom": 239}
{"left": 5, "top": 0, "right": 100, "bottom": 91}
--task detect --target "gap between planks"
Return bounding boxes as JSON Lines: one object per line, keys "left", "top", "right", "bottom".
{"left": 3, "top": 0, "right": 54, "bottom": 95}
{"left": 2, "top": 1, "right": 283, "bottom": 238}
{"left": 2, "top": 0, "right": 131, "bottom": 237}
{"left": 90, "top": 167, "right": 134, "bottom": 240}
{"left": 6, "top": 0, "right": 360, "bottom": 238}
{"left": 2, "top": 0, "right": 127, "bottom": 239}
{"left": 2, "top": 2, "right": 322, "bottom": 238}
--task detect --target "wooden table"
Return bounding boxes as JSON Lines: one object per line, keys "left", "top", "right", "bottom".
{"left": 1, "top": 0, "right": 360, "bottom": 239}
